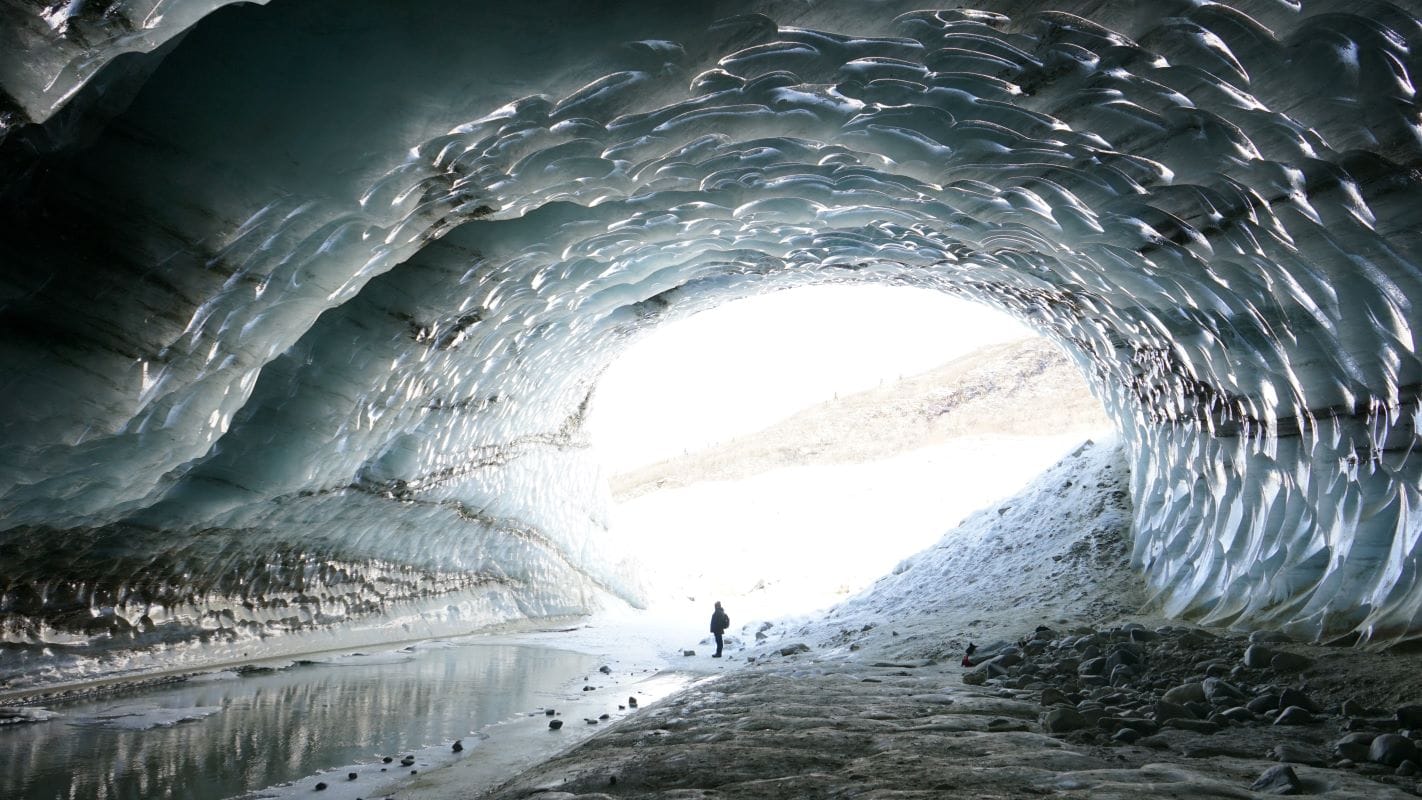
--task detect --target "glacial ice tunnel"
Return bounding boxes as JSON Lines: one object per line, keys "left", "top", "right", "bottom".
{"left": 3, "top": 0, "right": 1422, "bottom": 688}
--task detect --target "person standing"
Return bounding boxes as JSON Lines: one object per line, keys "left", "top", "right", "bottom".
{"left": 709, "top": 601, "right": 730, "bottom": 658}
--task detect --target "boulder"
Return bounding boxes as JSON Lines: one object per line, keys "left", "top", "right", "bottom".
{"left": 1334, "top": 732, "right": 1375, "bottom": 761}
{"left": 1398, "top": 705, "right": 1422, "bottom": 729}
{"left": 1220, "top": 706, "right": 1254, "bottom": 723}
{"left": 1041, "top": 707, "right": 1088, "bottom": 733}
{"left": 1162, "top": 682, "right": 1206, "bottom": 705}
{"left": 1153, "top": 700, "right": 1194, "bottom": 722}
{"left": 1369, "top": 733, "right": 1418, "bottom": 767}
{"left": 1277, "top": 688, "right": 1321, "bottom": 714}
{"left": 1202, "top": 678, "right": 1246, "bottom": 704}
{"left": 1243, "top": 645, "right": 1276, "bottom": 668}
{"left": 1249, "top": 764, "right": 1302, "bottom": 795}
{"left": 1269, "top": 743, "right": 1326, "bottom": 766}
{"left": 1109, "top": 665, "right": 1136, "bottom": 686}
{"left": 1112, "top": 727, "right": 1140, "bottom": 744}
{"left": 1105, "top": 646, "right": 1140, "bottom": 669}
{"left": 1273, "top": 706, "right": 1313, "bottom": 726}
{"left": 1247, "top": 694, "right": 1280, "bottom": 713}
{"left": 1340, "top": 698, "right": 1368, "bottom": 717}
{"left": 1078, "top": 657, "right": 1107, "bottom": 676}
{"left": 995, "top": 648, "right": 1024, "bottom": 668}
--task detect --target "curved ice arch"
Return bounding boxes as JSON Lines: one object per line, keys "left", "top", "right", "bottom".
{"left": 2, "top": 0, "right": 1422, "bottom": 684}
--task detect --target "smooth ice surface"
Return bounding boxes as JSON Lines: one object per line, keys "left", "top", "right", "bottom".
{"left": 4, "top": 0, "right": 1422, "bottom": 687}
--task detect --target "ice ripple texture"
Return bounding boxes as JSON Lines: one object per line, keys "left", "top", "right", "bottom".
{"left": 2, "top": 0, "right": 1422, "bottom": 685}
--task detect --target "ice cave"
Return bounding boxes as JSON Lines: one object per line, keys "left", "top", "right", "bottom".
{"left": 3, "top": 0, "right": 1422, "bottom": 692}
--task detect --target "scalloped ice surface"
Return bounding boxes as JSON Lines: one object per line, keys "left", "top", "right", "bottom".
{"left": 2, "top": 0, "right": 1422, "bottom": 688}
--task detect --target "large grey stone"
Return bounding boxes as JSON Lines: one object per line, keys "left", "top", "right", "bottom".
{"left": 1078, "top": 657, "right": 1107, "bottom": 676}
{"left": 1247, "top": 693, "right": 1280, "bottom": 713}
{"left": 1154, "top": 700, "right": 1194, "bottom": 722}
{"left": 1250, "top": 764, "right": 1302, "bottom": 795}
{"left": 1202, "top": 678, "right": 1245, "bottom": 704}
{"left": 1041, "top": 707, "right": 1088, "bottom": 733}
{"left": 1369, "top": 733, "right": 1418, "bottom": 767}
{"left": 1242, "top": 645, "right": 1276, "bottom": 668}
{"left": 1269, "top": 743, "right": 1326, "bottom": 766}
{"left": 1278, "top": 688, "right": 1321, "bottom": 714}
{"left": 1335, "top": 733, "right": 1375, "bottom": 761}
{"left": 1163, "top": 717, "right": 1220, "bottom": 733}
{"left": 1161, "top": 682, "right": 1206, "bottom": 705}
{"left": 1220, "top": 706, "right": 1254, "bottom": 723}
{"left": 1273, "top": 706, "right": 1313, "bottom": 726}
{"left": 1398, "top": 705, "right": 1422, "bottom": 729}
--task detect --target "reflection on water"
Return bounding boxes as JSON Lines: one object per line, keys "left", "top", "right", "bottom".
{"left": 1, "top": 643, "right": 597, "bottom": 800}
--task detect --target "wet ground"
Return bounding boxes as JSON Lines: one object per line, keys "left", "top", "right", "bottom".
{"left": 0, "top": 642, "right": 598, "bottom": 800}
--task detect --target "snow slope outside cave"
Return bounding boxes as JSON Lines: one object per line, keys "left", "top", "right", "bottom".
{"left": 608, "top": 432, "right": 1115, "bottom": 621}
{"left": 741, "top": 436, "right": 1147, "bottom": 663}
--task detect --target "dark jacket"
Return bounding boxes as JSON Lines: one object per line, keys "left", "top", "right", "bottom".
{"left": 710, "top": 609, "right": 730, "bottom": 634}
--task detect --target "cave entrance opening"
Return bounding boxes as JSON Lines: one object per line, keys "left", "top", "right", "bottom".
{"left": 587, "top": 283, "right": 1113, "bottom": 621}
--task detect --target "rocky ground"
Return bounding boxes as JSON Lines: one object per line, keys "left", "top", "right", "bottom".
{"left": 470, "top": 621, "right": 1422, "bottom": 800}
{"left": 461, "top": 435, "right": 1422, "bottom": 800}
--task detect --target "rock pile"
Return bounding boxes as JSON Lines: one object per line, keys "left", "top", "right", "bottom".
{"left": 964, "top": 623, "right": 1422, "bottom": 795}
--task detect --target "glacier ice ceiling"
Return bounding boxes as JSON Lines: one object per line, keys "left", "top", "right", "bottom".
{"left": 3, "top": 0, "right": 1422, "bottom": 687}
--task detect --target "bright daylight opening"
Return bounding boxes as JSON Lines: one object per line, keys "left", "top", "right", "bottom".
{"left": 588, "top": 284, "right": 1114, "bottom": 623}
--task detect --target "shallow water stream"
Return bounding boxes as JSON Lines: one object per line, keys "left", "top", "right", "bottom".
{"left": 2, "top": 641, "right": 598, "bottom": 800}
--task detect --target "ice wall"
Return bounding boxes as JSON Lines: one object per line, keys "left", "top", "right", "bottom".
{"left": 3, "top": 0, "right": 1422, "bottom": 687}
